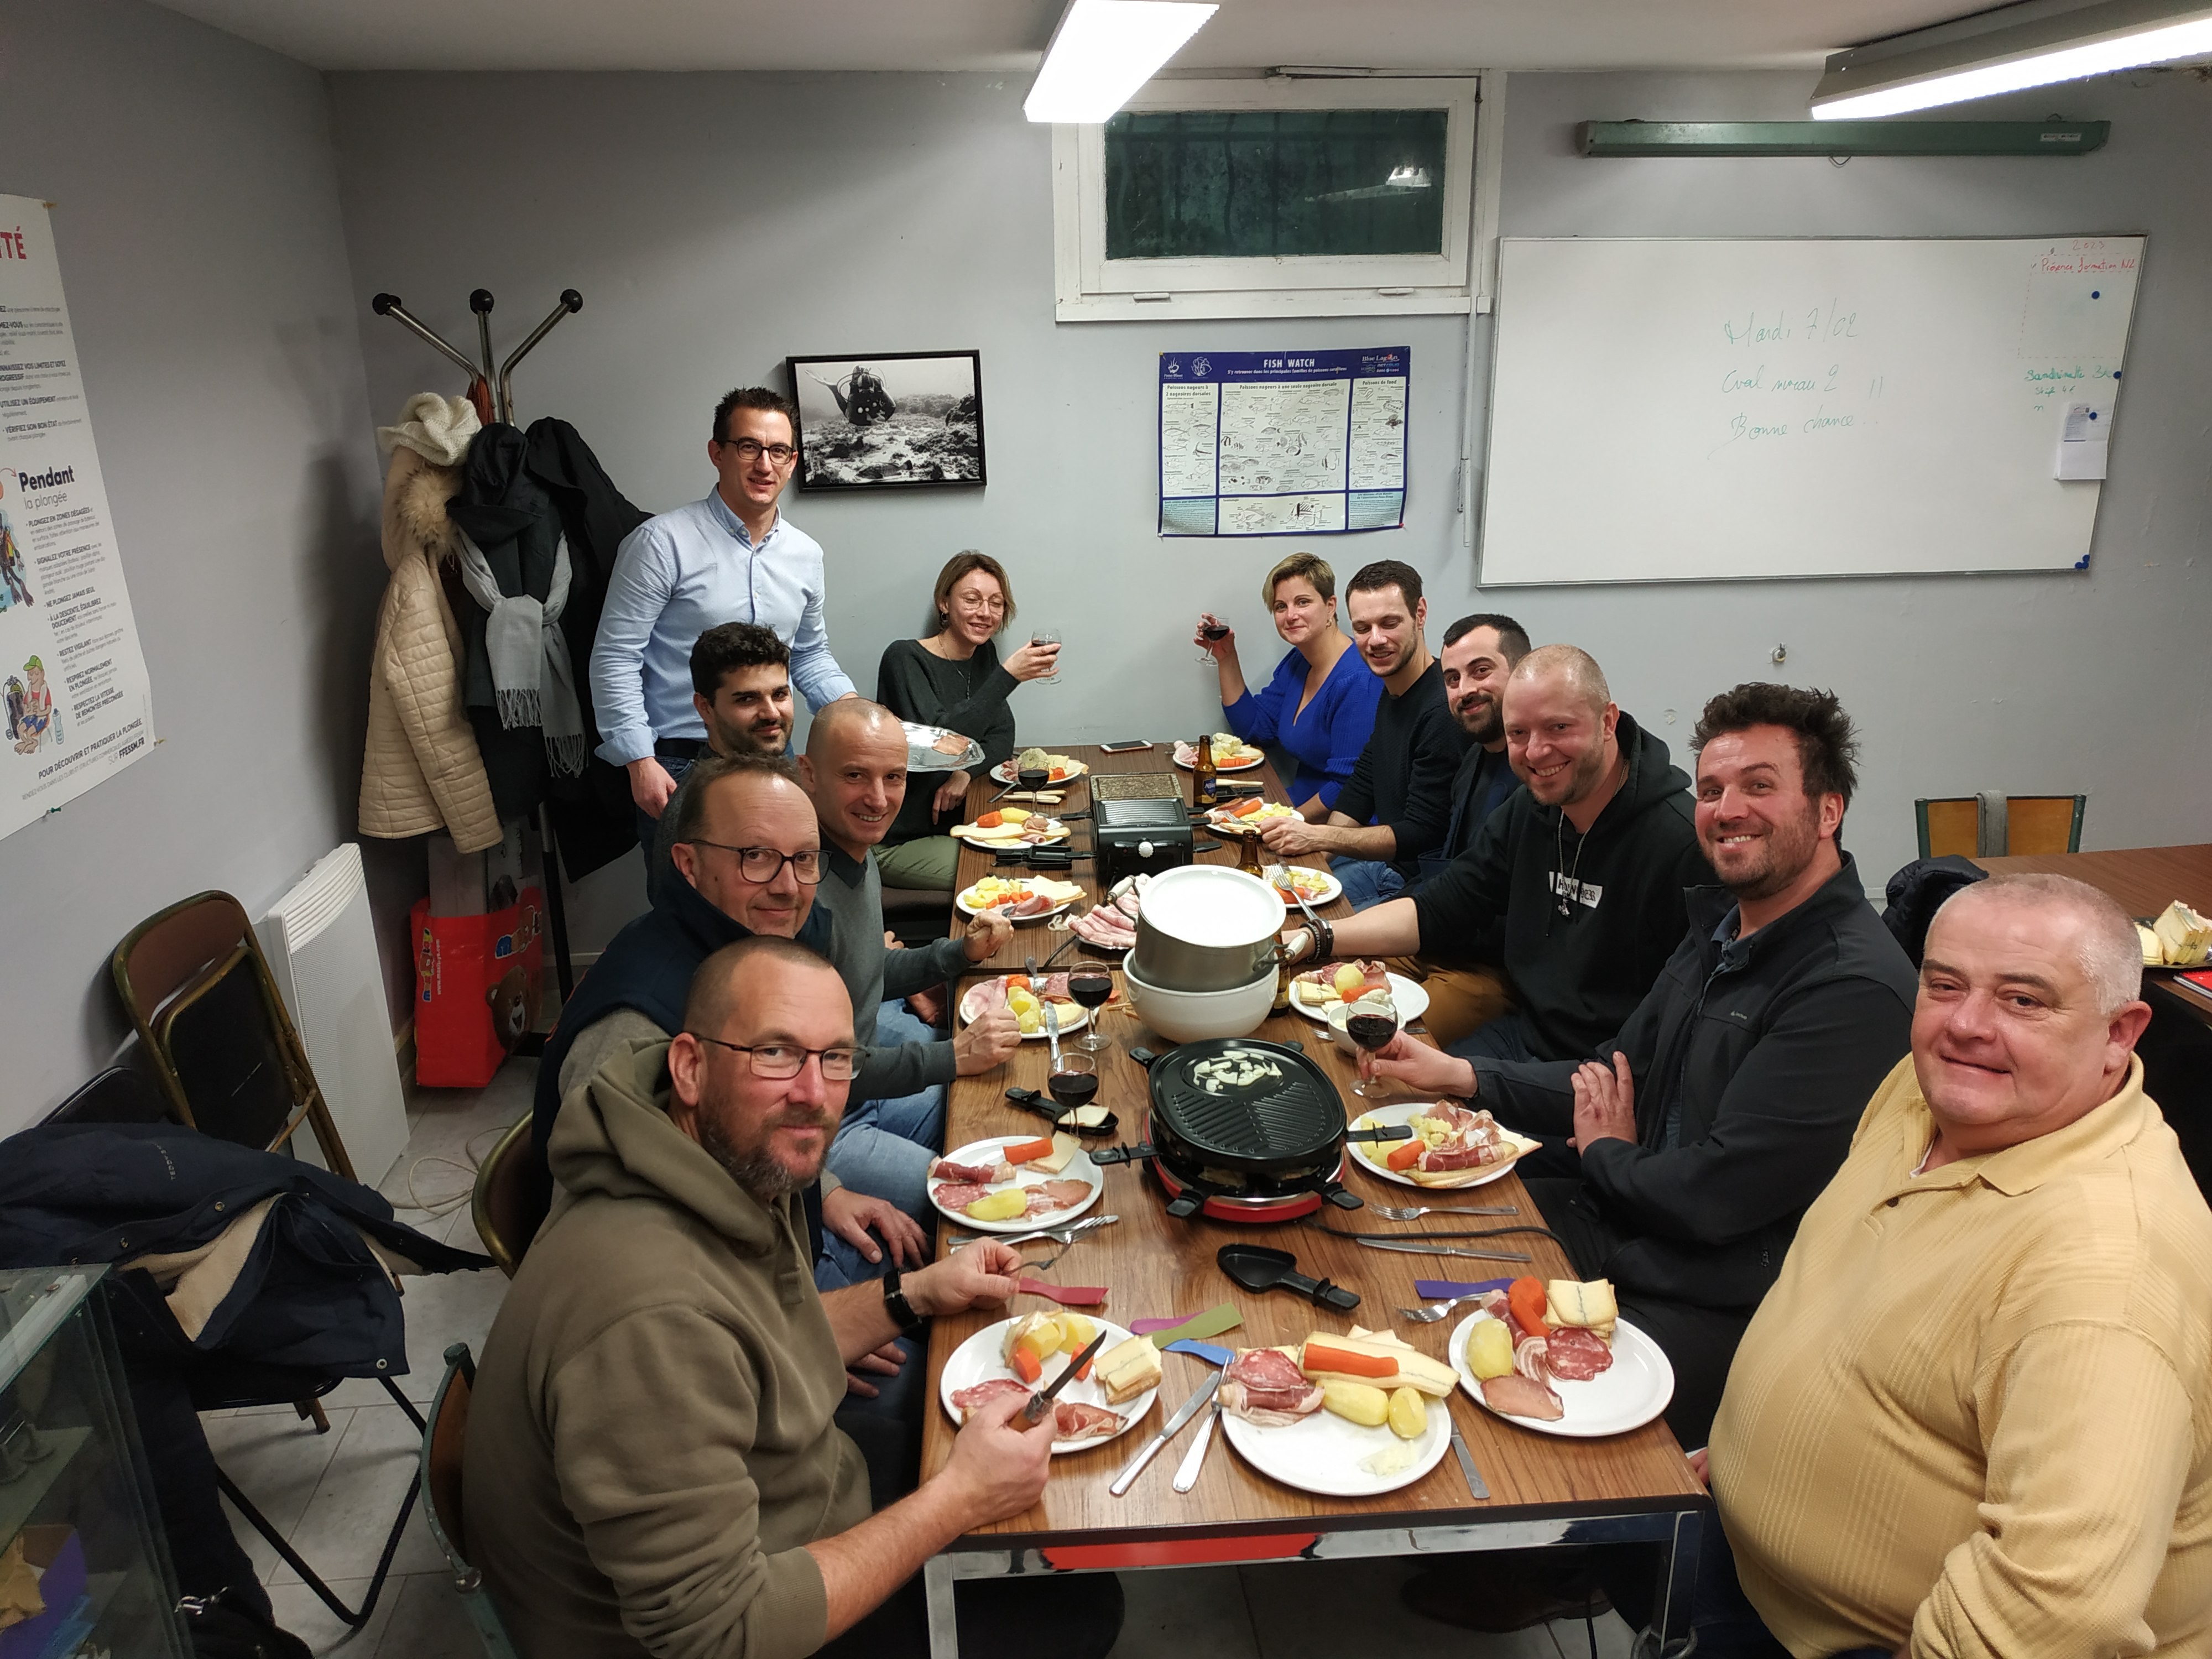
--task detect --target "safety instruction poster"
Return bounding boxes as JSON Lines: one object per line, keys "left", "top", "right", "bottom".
{"left": 0, "top": 195, "right": 156, "bottom": 841}
{"left": 1158, "top": 347, "right": 1408, "bottom": 537}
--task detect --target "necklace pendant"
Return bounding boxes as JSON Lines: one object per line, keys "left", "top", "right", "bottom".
{"left": 1557, "top": 899, "right": 1572, "bottom": 919}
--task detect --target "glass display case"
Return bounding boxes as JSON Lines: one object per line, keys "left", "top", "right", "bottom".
{"left": 0, "top": 1267, "right": 188, "bottom": 1659}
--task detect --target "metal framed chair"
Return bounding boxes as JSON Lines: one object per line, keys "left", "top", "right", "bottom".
{"left": 1914, "top": 793, "right": 2086, "bottom": 860}
{"left": 469, "top": 1115, "right": 546, "bottom": 1277}
{"left": 111, "top": 890, "right": 356, "bottom": 1179}
{"left": 420, "top": 1342, "right": 520, "bottom": 1658}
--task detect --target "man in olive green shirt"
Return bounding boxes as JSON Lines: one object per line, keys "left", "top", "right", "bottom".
{"left": 1709, "top": 873, "right": 2212, "bottom": 1659}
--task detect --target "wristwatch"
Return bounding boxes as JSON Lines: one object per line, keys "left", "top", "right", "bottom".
{"left": 881, "top": 1266, "right": 928, "bottom": 1339}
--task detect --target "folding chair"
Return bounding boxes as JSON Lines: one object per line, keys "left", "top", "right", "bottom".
{"left": 419, "top": 1343, "right": 520, "bottom": 1657}
{"left": 469, "top": 1115, "right": 547, "bottom": 1277}
{"left": 112, "top": 890, "right": 356, "bottom": 1178}
{"left": 1914, "top": 793, "right": 2086, "bottom": 860}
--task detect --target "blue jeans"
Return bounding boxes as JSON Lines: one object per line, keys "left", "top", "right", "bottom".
{"left": 823, "top": 1003, "right": 947, "bottom": 1271}
{"left": 1334, "top": 857, "right": 1407, "bottom": 912}
{"left": 1678, "top": 1519, "right": 1891, "bottom": 1659}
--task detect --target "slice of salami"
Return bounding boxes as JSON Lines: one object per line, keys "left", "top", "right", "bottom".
{"left": 1546, "top": 1327, "right": 1614, "bottom": 1382}
{"left": 932, "top": 1182, "right": 994, "bottom": 1212}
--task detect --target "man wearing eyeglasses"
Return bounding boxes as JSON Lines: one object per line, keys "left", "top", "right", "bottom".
{"left": 527, "top": 754, "right": 919, "bottom": 1292}
{"left": 591, "top": 385, "right": 857, "bottom": 863}
{"left": 469, "top": 935, "right": 1098, "bottom": 1659}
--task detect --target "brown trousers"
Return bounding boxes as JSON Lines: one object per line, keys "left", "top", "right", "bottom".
{"left": 1386, "top": 957, "right": 1514, "bottom": 1049}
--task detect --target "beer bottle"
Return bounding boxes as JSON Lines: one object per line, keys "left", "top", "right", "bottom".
{"left": 1235, "top": 825, "right": 1265, "bottom": 878}
{"left": 1272, "top": 942, "right": 1294, "bottom": 1015}
{"left": 1193, "top": 733, "right": 1218, "bottom": 808}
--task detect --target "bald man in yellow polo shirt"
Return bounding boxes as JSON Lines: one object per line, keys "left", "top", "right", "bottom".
{"left": 1707, "top": 872, "right": 2212, "bottom": 1658}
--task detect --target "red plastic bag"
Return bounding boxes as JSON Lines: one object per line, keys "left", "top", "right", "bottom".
{"left": 411, "top": 885, "right": 544, "bottom": 1088}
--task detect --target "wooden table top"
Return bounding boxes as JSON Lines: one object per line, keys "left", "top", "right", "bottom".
{"left": 920, "top": 744, "right": 1702, "bottom": 1545}
{"left": 1976, "top": 844, "right": 2212, "bottom": 1023}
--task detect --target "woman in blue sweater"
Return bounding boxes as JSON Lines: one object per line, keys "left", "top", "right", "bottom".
{"left": 1194, "top": 551, "right": 1383, "bottom": 818}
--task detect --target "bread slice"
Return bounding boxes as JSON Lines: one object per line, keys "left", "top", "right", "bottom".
{"left": 1094, "top": 1335, "right": 1162, "bottom": 1405}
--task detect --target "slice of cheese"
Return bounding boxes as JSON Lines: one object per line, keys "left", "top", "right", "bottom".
{"left": 1095, "top": 1335, "right": 1162, "bottom": 1405}
{"left": 2138, "top": 922, "right": 2166, "bottom": 967}
{"left": 1297, "top": 1329, "right": 1457, "bottom": 1397}
{"left": 2153, "top": 901, "right": 2212, "bottom": 967}
{"left": 1029, "top": 1133, "right": 1082, "bottom": 1175}
{"left": 1546, "top": 1279, "right": 1619, "bottom": 1339}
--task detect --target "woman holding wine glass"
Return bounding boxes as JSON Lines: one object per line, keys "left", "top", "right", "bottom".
{"left": 875, "top": 551, "right": 1060, "bottom": 891}
{"left": 1194, "top": 552, "right": 1382, "bottom": 822}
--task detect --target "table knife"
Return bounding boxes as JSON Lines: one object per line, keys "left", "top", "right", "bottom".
{"left": 1172, "top": 1401, "right": 1221, "bottom": 1493}
{"left": 1449, "top": 1421, "right": 1491, "bottom": 1501}
{"left": 1355, "top": 1238, "right": 1532, "bottom": 1264}
{"left": 1024, "top": 1330, "right": 1109, "bottom": 1426}
{"left": 1109, "top": 1371, "right": 1222, "bottom": 1496}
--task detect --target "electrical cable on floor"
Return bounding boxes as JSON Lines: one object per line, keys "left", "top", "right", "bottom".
{"left": 404, "top": 1124, "right": 512, "bottom": 1218}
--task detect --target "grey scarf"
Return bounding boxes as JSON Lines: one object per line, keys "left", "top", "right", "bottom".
{"left": 452, "top": 528, "right": 586, "bottom": 776}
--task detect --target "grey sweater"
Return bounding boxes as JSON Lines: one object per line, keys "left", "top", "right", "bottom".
{"left": 817, "top": 841, "right": 969, "bottom": 1102}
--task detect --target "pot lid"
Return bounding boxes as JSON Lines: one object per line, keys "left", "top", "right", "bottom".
{"left": 1137, "top": 864, "right": 1286, "bottom": 948}
{"left": 1149, "top": 1038, "right": 1344, "bottom": 1166}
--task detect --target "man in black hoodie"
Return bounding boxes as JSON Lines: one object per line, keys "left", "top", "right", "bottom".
{"left": 1286, "top": 645, "right": 1711, "bottom": 1065}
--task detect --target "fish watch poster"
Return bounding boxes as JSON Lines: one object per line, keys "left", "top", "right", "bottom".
{"left": 0, "top": 196, "right": 156, "bottom": 841}
{"left": 1158, "top": 347, "right": 1408, "bottom": 538}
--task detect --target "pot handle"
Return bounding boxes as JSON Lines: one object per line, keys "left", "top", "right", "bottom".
{"left": 1343, "top": 1124, "right": 1413, "bottom": 1143}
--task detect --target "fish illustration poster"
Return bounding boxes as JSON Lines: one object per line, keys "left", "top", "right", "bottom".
{"left": 1158, "top": 347, "right": 1408, "bottom": 538}
{"left": 0, "top": 196, "right": 156, "bottom": 841}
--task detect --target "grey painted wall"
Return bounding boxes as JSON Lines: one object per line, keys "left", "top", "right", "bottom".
{"left": 0, "top": 0, "right": 388, "bottom": 1132}
{"left": 324, "top": 66, "right": 2211, "bottom": 954}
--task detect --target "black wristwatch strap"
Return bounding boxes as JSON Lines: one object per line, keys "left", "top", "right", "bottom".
{"left": 882, "top": 1266, "right": 927, "bottom": 1339}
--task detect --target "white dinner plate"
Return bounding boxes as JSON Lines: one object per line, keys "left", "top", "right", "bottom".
{"left": 926, "top": 1134, "right": 1104, "bottom": 1233}
{"left": 958, "top": 977, "right": 1092, "bottom": 1039}
{"left": 951, "top": 819, "right": 1072, "bottom": 849}
{"left": 1288, "top": 970, "right": 1432, "bottom": 1026}
{"left": 1172, "top": 746, "right": 1265, "bottom": 772}
{"left": 1449, "top": 1311, "right": 1675, "bottom": 1438}
{"left": 1219, "top": 1376, "right": 1453, "bottom": 1497}
{"left": 1264, "top": 864, "right": 1344, "bottom": 910}
{"left": 990, "top": 758, "right": 1088, "bottom": 784}
{"left": 939, "top": 1316, "right": 1157, "bottom": 1454}
{"left": 955, "top": 879, "right": 1079, "bottom": 924}
{"left": 1347, "top": 1104, "right": 1541, "bottom": 1190}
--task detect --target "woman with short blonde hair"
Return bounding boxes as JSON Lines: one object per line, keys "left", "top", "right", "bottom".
{"left": 1194, "top": 551, "right": 1381, "bottom": 820}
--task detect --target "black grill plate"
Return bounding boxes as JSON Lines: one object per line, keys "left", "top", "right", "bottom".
{"left": 1149, "top": 1038, "right": 1345, "bottom": 1169}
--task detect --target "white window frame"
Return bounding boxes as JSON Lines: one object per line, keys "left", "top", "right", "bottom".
{"left": 1051, "top": 74, "right": 1503, "bottom": 324}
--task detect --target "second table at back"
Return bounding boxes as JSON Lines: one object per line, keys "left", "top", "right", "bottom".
{"left": 915, "top": 741, "right": 1706, "bottom": 1658}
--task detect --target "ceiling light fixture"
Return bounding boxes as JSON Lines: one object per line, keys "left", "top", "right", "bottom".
{"left": 1024, "top": 0, "right": 1219, "bottom": 124}
{"left": 1812, "top": 0, "right": 2212, "bottom": 119}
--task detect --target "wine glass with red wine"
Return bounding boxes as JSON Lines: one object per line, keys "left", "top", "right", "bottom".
{"left": 1344, "top": 993, "right": 1400, "bottom": 1099}
{"left": 1195, "top": 613, "right": 1232, "bottom": 665}
{"left": 1066, "top": 966, "right": 1114, "bottom": 1053}
{"left": 1047, "top": 1051, "right": 1099, "bottom": 1125}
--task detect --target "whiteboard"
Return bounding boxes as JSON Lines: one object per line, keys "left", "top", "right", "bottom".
{"left": 1478, "top": 236, "right": 2143, "bottom": 585}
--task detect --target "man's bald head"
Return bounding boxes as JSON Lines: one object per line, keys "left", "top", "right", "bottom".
{"left": 805, "top": 697, "right": 904, "bottom": 764}
{"left": 1507, "top": 644, "right": 1611, "bottom": 717}
{"left": 800, "top": 698, "right": 910, "bottom": 853}
{"left": 681, "top": 933, "right": 845, "bottom": 1039}
{"left": 1933, "top": 874, "right": 2143, "bottom": 1017}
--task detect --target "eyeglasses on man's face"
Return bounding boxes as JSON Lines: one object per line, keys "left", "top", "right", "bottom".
{"left": 687, "top": 1034, "right": 858, "bottom": 1081}
{"left": 718, "top": 436, "right": 797, "bottom": 465}
{"left": 683, "top": 840, "right": 823, "bottom": 884}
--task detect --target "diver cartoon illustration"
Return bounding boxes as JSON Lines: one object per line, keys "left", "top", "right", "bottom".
{"left": 0, "top": 512, "right": 30, "bottom": 611}
{"left": 9, "top": 656, "right": 59, "bottom": 754}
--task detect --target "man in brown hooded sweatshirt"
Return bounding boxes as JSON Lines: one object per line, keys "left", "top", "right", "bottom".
{"left": 466, "top": 935, "right": 1054, "bottom": 1657}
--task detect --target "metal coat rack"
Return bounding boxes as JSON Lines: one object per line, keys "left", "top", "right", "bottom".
{"left": 370, "top": 287, "right": 586, "bottom": 1013}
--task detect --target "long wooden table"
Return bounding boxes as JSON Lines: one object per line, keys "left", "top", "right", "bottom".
{"left": 1977, "top": 843, "right": 2212, "bottom": 1025}
{"left": 919, "top": 743, "right": 1706, "bottom": 1657}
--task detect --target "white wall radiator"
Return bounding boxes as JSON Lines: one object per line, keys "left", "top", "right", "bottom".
{"left": 255, "top": 842, "right": 410, "bottom": 1186}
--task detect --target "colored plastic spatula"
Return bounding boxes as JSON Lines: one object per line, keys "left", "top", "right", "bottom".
{"left": 1016, "top": 1276, "right": 1108, "bottom": 1307}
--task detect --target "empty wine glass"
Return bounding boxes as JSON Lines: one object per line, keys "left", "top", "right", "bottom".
{"left": 1031, "top": 627, "right": 1062, "bottom": 685}
{"left": 1194, "top": 612, "right": 1231, "bottom": 665}
{"left": 1066, "top": 966, "right": 1115, "bottom": 1053}
{"left": 1344, "top": 992, "right": 1400, "bottom": 1100}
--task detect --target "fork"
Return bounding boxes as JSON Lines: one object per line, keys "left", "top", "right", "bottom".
{"left": 1367, "top": 1202, "right": 1517, "bottom": 1221}
{"left": 947, "top": 1215, "right": 1116, "bottom": 1252}
{"left": 1396, "top": 1291, "right": 1499, "bottom": 1325}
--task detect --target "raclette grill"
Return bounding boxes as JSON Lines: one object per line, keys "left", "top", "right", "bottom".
{"left": 1090, "top": 771, "right": 1194, "bottom": 889}
{"left": 1093, "top": 1038, "right": 1407, "bottom": 1222}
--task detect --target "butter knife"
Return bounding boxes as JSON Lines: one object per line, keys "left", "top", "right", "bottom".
{"left": 1449, "top": 1421, "right": 1490, "bottom": 1501}
{"left": 1109, "top": 1371, "right": 1222, "bottom": 1497}
{"left": 1172, "top": 1400, "right": 1221, "bottom": 1493}
{"left": 1356, "top": 1238, "right": 1533, "bottom": 1265}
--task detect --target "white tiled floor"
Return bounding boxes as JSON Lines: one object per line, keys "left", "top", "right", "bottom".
{"left": 218, "top": 1055, "right": 1641, "bottom": 1659}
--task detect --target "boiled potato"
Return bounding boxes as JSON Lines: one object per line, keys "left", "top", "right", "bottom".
{"left": 1000, "top": 807, "right": 1031, "bottom": 825}
{"left": 965, "top": 1188, "right": 1029, "bottom": 1222}
{"left": 1333, "top": 963, "right": 1367, "bottom": 999}
{"left": 1320, "top": 1381, "right": 1390, "bottom": 1427}
{"left": 1018, "top": 1012, "right": 1042, "bottom": 1036}
{"left": 1387, "top": 1386, "right": 1427, "bottom": 1441}
{"left": 1464, "top": 1318, "right": 1514, "bottom": 1381}
{"left": 1007, "top": 988, "right": 1039, "bottom": 1016}
{"left": 1058, "top": 1314, "right": 1097, "bottom": 1354}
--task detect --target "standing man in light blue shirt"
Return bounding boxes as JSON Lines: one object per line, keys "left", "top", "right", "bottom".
{"left": 591, "top": 385, "right": 857, "bottom": 860}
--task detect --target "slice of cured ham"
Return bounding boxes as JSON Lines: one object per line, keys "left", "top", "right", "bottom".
{"left": 1051, "top": 1401, "right": 1122, "bottom": 1441}
{"left": 1219, "top": 1348, "right": 1326, "bottom": 1425}
{"left": 1481, "top": 1373, "right": 1564, "bottom": 1421}
{"left": 929, "top": 1158, "right": 1012, "bottom": 1185}
{"left": 1545, "top": 1327, "right": 1614, "bottom": 1382}
{"left": 1025, "top": 1179, "right": 1093, "bottom": 1216}
{"left": 931, "top": 1182, "right": 995, "bottom": 1212}
{"left": 951, "top": 1379, "right": 1032, "bottom": 1421}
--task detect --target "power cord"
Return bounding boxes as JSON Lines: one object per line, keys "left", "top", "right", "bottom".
{"left": 403, "top": 1124, "right": 512, "bottom": 1218}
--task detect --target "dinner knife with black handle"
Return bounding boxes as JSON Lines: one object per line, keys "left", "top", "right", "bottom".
{"left": 1024, "top": 1331, "right": 1110, "bottom": 1427}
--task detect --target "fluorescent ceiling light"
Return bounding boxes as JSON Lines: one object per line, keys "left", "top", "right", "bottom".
{"left": 1024, "top": 0, "right": 1218, "bottom": 124}
{"left": 1813, "top": 0, "right": 2212, "bottom": 118}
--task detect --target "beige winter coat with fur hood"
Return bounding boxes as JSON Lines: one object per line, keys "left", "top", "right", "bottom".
{"left": 359, "top": 445, "right": 503, "bottom": 852}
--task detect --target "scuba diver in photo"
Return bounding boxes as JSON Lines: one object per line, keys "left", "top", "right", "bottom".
{"left": 812, "top": 364, "right": 896, "bottom": 427}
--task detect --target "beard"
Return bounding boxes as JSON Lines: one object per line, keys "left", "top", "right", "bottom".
{"left": 1709, "top": 800, "right": 1824, "bottom": 901}
{"left": 1454, "top": 693, "right": 1501, "bottom": 745}
{"left": 697, "top": 1103, "right": 835, "bottom": 1202}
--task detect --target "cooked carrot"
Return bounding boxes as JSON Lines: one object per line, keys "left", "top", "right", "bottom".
{"left": 1013, "top": 1347, "right": 1042, "bottom": 1384}
{"left": 1303, "top": 1340, "right": 1397, "bottom": 1378}
{"left": 976, "top": 811, "right": 1004, "bottom": 829}
{"left": 1231, "top": 797, "right": 1264, "bottom": 817}
{"left": 1050, "top": 768, "right": 1068, "bottom": 781}
{"left": 1004, "top": 1137, "right": 1057, "bottom": 1165}
{"left": 1076, "top": 1358, "right": 1094, "bottom": 1381}
{"left": 1507, "top": 1277, "right": 1551, "bottom": 1338}
{"left": 1005, "top": 974, "right": 1030, "bottom": 991}
{"left": 1386, "top": 1138, "right": 1427, "bottom": 1171}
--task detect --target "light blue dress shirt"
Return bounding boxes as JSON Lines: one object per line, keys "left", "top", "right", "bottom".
{"left": 589, "top": 489, "right": 855, "bottom": 765}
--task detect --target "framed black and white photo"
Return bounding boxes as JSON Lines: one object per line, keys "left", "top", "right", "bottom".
{"left": 786, "top": 350, "right": 986, "bottom": 491}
